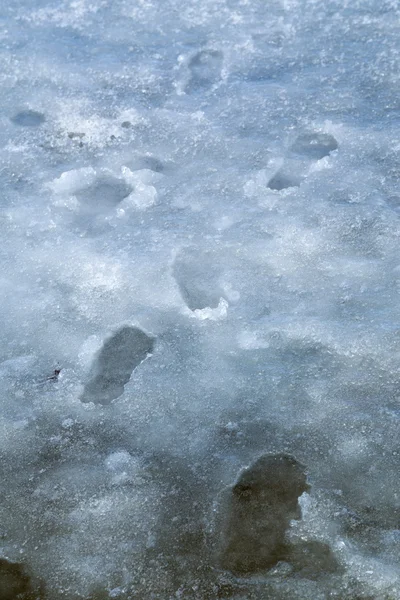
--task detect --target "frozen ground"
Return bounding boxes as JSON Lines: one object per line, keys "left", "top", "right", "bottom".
{"left": 0, "top": 0, "right": 400, "bottom": 598}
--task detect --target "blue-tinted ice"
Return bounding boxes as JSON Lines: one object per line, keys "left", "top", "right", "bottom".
{"left": 0, "top": 0, "right": 399, "bottom": 598}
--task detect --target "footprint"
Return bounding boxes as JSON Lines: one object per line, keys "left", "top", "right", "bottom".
{"left": 173, "top": 248, "right": 224, "bottom": 311}
{"left": 268, "top": 132, "right": 338, "bottom": 191}
{"left": 0, "top": 558, "right": 41, "bottom": 600}
{"left": 130, "top": 155, "right": 164, "bottom": 173}
{"left": 290, "top": 132, "right": 338, "bottom": 160}
{"left": 75, "top": 175, "right": 133, "bottom": 213}
{"left": 81, "top": 326, "right": 155, "bottom": 405}
{"left": 285, "top": 540, "right": 341, "bottom": 578}
{"left": 216, "top": 454, "right": 310, "bottom": 575}
{"left": 185, "top": 49, "right": 223, "bottom": 94}
{"left": 267, "top": 171, "right": 302, "bottom": 191}
{"left": 10, "top": 110, "right": 45, "bottom": 127}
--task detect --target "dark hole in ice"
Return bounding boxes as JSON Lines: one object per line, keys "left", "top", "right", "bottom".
{"left": 186, "top": 49, "right": 223, "bottom": 93}
{"left": 290, "top": 132, "right": 338, "bottom": 160}
{"left": 75, "top": 176, "right": 133, "bottom": 211}
{"left": 10, "top": 110, "right": 45, "bottom": 127}
{"left": 217, "top": 453, "right": 310, "bottom": 575}
{"left": 81, "top": 326, "right": 155, "bottom": 405}
{"left": 0, "top": 558, "right": 40, "bottom": 600}
{"left": 267, "top": 170, "right": 301, "bottom": 191}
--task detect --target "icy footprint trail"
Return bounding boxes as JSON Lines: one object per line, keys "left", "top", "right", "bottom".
{"left": 1, "top": 0, "right": 400, "bottom": 597}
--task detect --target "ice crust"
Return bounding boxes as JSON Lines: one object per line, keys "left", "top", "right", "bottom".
{"left": 0, "top": 0, "right": 400, "bottom": 598}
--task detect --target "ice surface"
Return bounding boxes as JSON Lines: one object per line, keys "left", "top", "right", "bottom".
{"left": 0, "top": 0, "right": 400, "bottom": 597}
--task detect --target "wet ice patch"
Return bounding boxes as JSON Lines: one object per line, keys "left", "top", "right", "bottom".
{"left": 81, "top": 326, "right": 155, "bottom": 405}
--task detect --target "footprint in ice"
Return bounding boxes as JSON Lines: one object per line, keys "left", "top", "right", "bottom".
{"left": 185, "top": 49, "right": 223, "bottom": 94}
{"left": 0, "top": 558, "right": 42, "bottom": 600}
{"left": 75, "top": 175, "right": 133, "bottom": 213}
{"left": 173, "top": 247, "right": 224, "bottom": 311}
{"left": 129, "top": 155, "right": 165, "bottom": 173}
{"left": 10, "top": 110, "right": 45, "bottom": 127}
{"left": 216, "top": 453, "right": 310, "bottom": 575}
{"left": 268, "top": 132, "right": 338, "bottom": 190}
{"left": 81, "top": 326, "right": 155, "bottom": 405}
{"left": 290, "top": 132, "right": 338, "bottom": 159}
{"left": 285, "top": 540, "right": 341, "bottom": 578}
